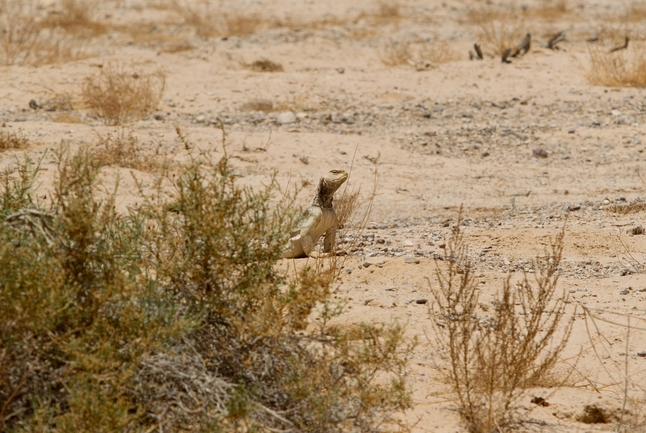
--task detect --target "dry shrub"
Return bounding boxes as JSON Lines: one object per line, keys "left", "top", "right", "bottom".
{"left": 469, "top": 9, "right": 526, "bottom": 56}
{"left": 379, "top": 40, "right": 413, "bottom": 66}
{"left": 82, "top": 64, "right": 166, "bottom": 125}
{"left": 418, "top": 41, "right": 460, "bottom": 64}
{"left": 607, "top": 200, "right": 646, "bottom": 214}
{"left": 247, "top": 58, "right": 284, "bottom": 72}
{"left": 380, "top": 39, "right": 458, "bottom": 67}
{"left": 0, "top": 0, "right": 96, "bottom": 65}
{"left": 241, "top": 99, "right": 275, "bottom": 112}
{"left": 49, "top": 112, "right": 84, "bottom": 124}
{"left": 580, "top": 307, "right": 646, "bottom": 431}
{"left": 0, "top": 0, "right": 42, "bottom": 65}
{"left": 0, "top": 129, "right": 29, "bottom": 152}
{"left": 428, "top": 221, "right": 573, "bottom": 432}
{"left": 531, "top": 0, "right": 570, "bottom": 19}
{"left": 0, "top": 129, "right": 414, "bottom": 432}
{"left": 587, "top": 45, "right": 646, "bottom": 87}
{"left": 159, "top": 40, "right": 194, "bottom": 53}
{"left": 95, "top": 129, "right": 167, "bottom": 172}
{"left": 172, "top": 0, "right": 263, "bottom": 38}
{"left": 40, "top": 0, "right": 106, "bottom": 37}
{"left": 372, "top": 0, "right": 403, "bottom": 24}
{"left": 335, "top": 186, "right": 361, "bottom": 229}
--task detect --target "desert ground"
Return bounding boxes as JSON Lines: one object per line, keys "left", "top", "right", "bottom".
{"left": 3, "top": 0, "right": 646, "bottom": 431}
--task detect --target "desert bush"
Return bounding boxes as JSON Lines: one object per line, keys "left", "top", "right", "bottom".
{"left": 0, "top": 0, "right": 41, "bottom": 65}
{"left": 41, "top": 0, "right": 106, "bottom": 37}
{"left": 82, "top": 63, "right": 166, "bottom": 125}
{"left": 95, "top": 129, "right": 168, "bottom": 172}
{"left": 380, "top": 39, "right": 458, "bottom": 67}
{"left": 172, "top": 0, "right": 263, "bottom": 38}
{"left": 0, "top": 0, "right": 96, "bottom": 65}
{"left": 0, "top": 130, "right": 414, "bottom": 432}
{"left": 587, "top": 45, "right": 646, "bottom": 88}
{"left": 0, "top": 129, "right": 29, "bottom": 152}
{"left": 468, "top": 9, "right": 526, "bottom": 56}
{"left": 428, "top": 222, "right": 573, "bottom": 432}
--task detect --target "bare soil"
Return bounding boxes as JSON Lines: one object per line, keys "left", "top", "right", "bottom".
{"left": 2, "top": 0, "right": 646, "bottom": 431}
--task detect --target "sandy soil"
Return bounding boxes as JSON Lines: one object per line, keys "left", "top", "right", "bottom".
{"left": 2, "top": 0, "right": 646, "bottom": 431}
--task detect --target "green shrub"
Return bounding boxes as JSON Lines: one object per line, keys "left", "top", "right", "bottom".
{"left": 1, "top": 134, "right": 413, "bottom": 432}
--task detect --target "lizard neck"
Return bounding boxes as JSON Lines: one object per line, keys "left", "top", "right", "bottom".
{"left": 312, "top": 178, "right": 334, "bottom": 209}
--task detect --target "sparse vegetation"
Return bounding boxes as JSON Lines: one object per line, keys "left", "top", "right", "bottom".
{"left": 95, "top": 129, "right": 167, "bottom": 172}
{"left": 247, "top": 58, "right": 284, "bottom": 72}
{"left": 587, "top": 45, "right": 646, "bottom": 87}
{"left": 0, "top": 0, "right": 97, "bottom": 65}
{"left": 0, "top": 130, "right": 414, "bottom": 432}
{"left": 0, "top": 129, "right": 29, "bottom": 152}
{"left": 172, "top": 1, "right": 263, "bottom": 38}
{"left": 380, "top": 39, "right": 458, "bottom": 67}
{"left": 428, "top": 222, "right": 573, "bottom": 432}
{"left": 82, "top": 63, "right": 166, "bottom": 125}
{"left": 467, "top": 8, "right": 526, "bottom": 56}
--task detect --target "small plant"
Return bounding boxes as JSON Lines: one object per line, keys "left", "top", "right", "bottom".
{"left": 82, "top": 63, "right": 166, "bottom": 125}
{"left": 40, "top": 0, "right": 106, "bottom": 37}
{"left": 247, "top": 58, "right": 284, "bottom": 72}
{"left": 0, "top": 0, "right": 41, "bottom": 65}
{"left": 380, "top": 39, "right": 458, "bottom": 67}
{"left": 467, "top": 8, "right": 526, "bottom": 56}
{"left": 379, "top": 40, "right": 413, "bottom": 66}
{"left": 587, "top": 45, "right": 646, "bottom": 88}
{"left": 172, "top": 1, "right": 263, "bottom": 38}
{"left": 428, "top": 220, "right": 573, "bottom": 432}
{"left": 0, "top": 129, "right": 29, "bottom": 152}
{"left": 95, "top": 129, "right": 168, "bottom": 172}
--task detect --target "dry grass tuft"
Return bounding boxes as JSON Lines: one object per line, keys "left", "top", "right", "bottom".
{"left": 95, "top": 129, "right": 167, "bottom": 172}
{"left": 530, "top": 0, "right": 570, "bottom": 19}
{"left": 380, "top": 39, "right": 458, "bottom": 67}
{"left": 335, "top": 186, "right": 361, "bottom": 230}
{"left": 379, "top": 40, "right": 413, "bottom": 66}
{"left": 247, "top": 58, "right": 284, "bottom": 72}
{"left": 607, "top": 200, "right": 646, "bottom": 214}
{"left": 587, "top": 45, "right": 646, "bottom": 87}
{"left": 82, "top": 64, "right": 166, "bottom": 125}
{"left": 49, "top": 113, "right": 84, "bottom": 124}
{"left": 0, "top": 129, "right": 29, "bottom": 152}
{"left": 241, "top": 99, "right": 275, "bottom": 112}
{"left": 41, "top": 0, "right": 106, "bottom": 37}
{"left": 172, "top": 1, "right": 263, "bottom": 38}
{"left": 372, "top": 0, "right": 403, "bottom": 23}
{"left": 0, "top": 0, "right": 97, "bottom": 65}
{"left": 428, "top": 219, "right": 573, "bottom": 432}
{"left": 468, "top": 9, "right": 526, "bottom": 56}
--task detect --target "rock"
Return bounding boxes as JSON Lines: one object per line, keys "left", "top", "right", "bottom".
{"left": 403, "top": 240, "right": 414, "bottom": 247}
{"left": 533, "top": 148, "right": 548, "bottom": 158}
{"left": 195, "top": 114, "right": 206, "bottom": 123}
{"left": 276, "top": 111, "right": 296, "bottom": 124}
{"left": 619, "top": 289, "right": 630, "bottom": 295}
{"left": 405, "top": 257, "right": 420, "bottom": 264}
{"left": 415, "top": 299, "right": 427, "bottom": 304}
{"left": 637, "top": 351, "right": 646, "bottom": 357}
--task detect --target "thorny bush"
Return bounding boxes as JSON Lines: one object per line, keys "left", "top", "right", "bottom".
{"left": 0, "top": 133, "right": 414, "bottom": 432}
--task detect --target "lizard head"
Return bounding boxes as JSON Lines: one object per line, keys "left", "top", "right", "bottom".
{"left": 315, "top": 169, "right": 348, "bottom": 208}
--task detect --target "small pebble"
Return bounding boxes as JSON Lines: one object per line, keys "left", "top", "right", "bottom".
{"left": 276, "top": 111, "right": 296, "bottom": 124}
{"left": 637, "top": 351, "right": 646, "bottom": 357}
{"left": 415, "top": 299, "right": 428, "bottom": 305}
{"left": 404, "top": 257, "right": 420, "bottom": 264}
{"left": 619, "top": 289, "right": 630, "bottom": 295}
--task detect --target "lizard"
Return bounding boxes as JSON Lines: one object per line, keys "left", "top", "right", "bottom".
{"left": 282, "top": 169, "right": 348, "bottom": 259}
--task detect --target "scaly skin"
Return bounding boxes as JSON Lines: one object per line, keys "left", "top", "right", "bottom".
{"left": 282, "top": 169, "right": 348, "bottom": 259}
